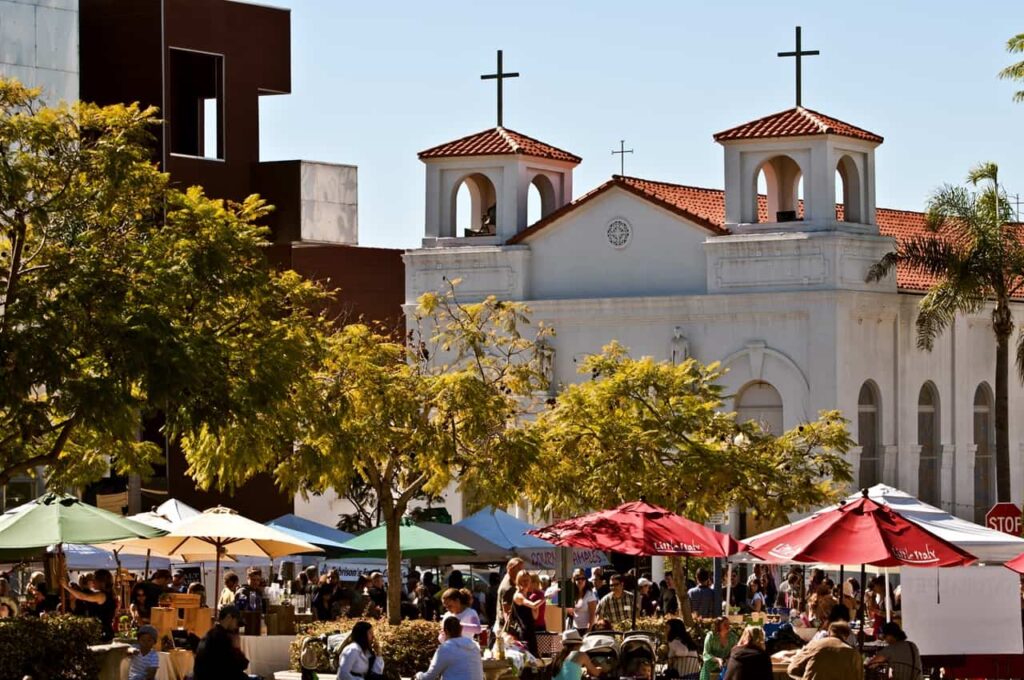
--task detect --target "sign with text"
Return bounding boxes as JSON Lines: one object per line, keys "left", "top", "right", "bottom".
{"left": 986, "top": 502, "right": 1023, "bottom": 537}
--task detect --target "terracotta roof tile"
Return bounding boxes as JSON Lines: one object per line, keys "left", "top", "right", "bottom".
{"left": 418, "top": 127, "right": 581, "bottom": 163}
{"left": 510, "top": 175, "right": 953, "bottom": 293}
{"left": 713, "top": 107, "right": 883, "bottom": 144}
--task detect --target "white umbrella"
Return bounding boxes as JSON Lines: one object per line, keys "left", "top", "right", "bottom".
{"left": 120, "top": 506, "right": 324, "bottom": 613}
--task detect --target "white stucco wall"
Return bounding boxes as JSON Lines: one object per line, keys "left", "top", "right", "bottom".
{"left": 0, "top": 0, "right": 78, "bottom": 105}
{"left": 525, "top": 188, "right": 711, "bottom": 300}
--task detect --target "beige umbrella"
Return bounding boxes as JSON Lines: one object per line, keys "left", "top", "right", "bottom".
{"left": 120, "top": 506, "right": 324, "bottom": 613}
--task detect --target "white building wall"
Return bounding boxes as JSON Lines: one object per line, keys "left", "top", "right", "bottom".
{"left": 0, "top": 0, "right": 78, "bottom": 104}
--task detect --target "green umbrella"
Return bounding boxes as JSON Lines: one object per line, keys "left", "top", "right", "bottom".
{"left": 339, "top": 519, "right": 476, "bottom": 558}
{"left": 0, "top": 493, "right": 167, "bottom": 558}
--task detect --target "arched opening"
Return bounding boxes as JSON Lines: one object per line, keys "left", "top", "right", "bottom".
{"left": 973, "top": 383, "right": 995, "bottom": 523}
{"left": 858, "top": 381, "right": 882, "bottom": 489}
{"left": 917, "top": 382, "right": 941, "bottom": 507}
{"left": 527, "top": 173, "right": 557, "bottom": 226}
{"left": 450, "top": 172, "right": 497, "bottom": 237}
{"left": 835, "top": 154, "right": 863, "bottom": 223}
{"left": 753, "top": 155, "right": 802, "bottom": 224}
{"left": 736, "top": 381, "right": 783, "bottom": 435}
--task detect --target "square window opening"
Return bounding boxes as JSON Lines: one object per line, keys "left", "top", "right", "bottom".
{"left": 169, "top": 49, "right": 224, "bottom": 160}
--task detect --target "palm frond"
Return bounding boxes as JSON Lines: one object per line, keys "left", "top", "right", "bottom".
{"left": 1007, "top": 33, "right": 1024, "bottom": 53}
{"left": 925, "top": 185, "right": 981, "bottom": 236}
{"left": 967, "top": 161, "right": 999, "bottom": 187}
{"left": 865, "top": 251, "right": 898, "bottom": 283}
{"left": 894, "top": 235, "right": 968, "bottom": 278}
{"left": 1016, "top": 330, "right": 1024, "bottom": 383}
{"left": 916, "top": 281, "right": 986, "bottom": 352}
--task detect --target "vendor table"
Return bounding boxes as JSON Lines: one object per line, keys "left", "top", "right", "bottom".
{"left": 156, "top": 649, "right": 194, "bottom": 680}
{"left": 240, "top": 634, "right": 296, "bottom": 678}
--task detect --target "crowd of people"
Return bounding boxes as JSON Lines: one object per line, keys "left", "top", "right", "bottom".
{"left": 0, "top": 557, "right": 920, "bottom": 680}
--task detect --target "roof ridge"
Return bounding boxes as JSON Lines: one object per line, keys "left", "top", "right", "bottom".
{"left": 495, "top": 126, "right": 522, "bottom": 153}
{"left": 795, "top": 106, "right": 830, "bottom": 134}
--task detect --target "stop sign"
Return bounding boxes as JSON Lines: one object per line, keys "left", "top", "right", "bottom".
{"left": 986, "top": 502, "right": 1023, "bottom": 536}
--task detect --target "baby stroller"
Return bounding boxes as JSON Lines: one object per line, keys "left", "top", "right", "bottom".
{"left": 581, "top": 632, "right": 621, "bottom": 678}
{"left": 619, "top": 631, "right": 659, "bottom": 680}
{"left": 299, "top": 631, "right": 348, "bottom": 680}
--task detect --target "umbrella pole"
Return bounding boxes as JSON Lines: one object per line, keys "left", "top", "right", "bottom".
{"left": 144, "top": 549, "right": 151, "bottom": 580}
{"left": 632, "top": 554, "right": 639, "bottom": 630}
{"left": 724, "top": 560, "right": 731, "bottom": 616}
{"left": 858, "top": 562, "right": 866, "bottom": 652}
{"left": 884, "top": 568, "right": 892, "bottom": 622}
{"left": 214, "top": 543, "right": 222, "bottom": 619}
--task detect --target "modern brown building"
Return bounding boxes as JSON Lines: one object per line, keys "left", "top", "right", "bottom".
{"left": 75, "top": 0, "right": 404, "bottom": 520}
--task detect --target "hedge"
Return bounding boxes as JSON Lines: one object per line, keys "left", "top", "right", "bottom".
{"left": 0, "top": 615, "right": 101, "bottom": 680}
{"left": 291, "top": 618, "right": 441, "bottom": 680}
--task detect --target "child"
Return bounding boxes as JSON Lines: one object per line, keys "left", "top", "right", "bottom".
{"left": 128, "top": 625, "right": 161, "bottom": 680}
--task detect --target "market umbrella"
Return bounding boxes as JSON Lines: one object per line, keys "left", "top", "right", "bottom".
{"left": 414, "top": 521, "right": 511, "bottom": 566}
{"left": 529, "top": 500, "right": 746, "bottom": 627}
{"left": 120, "top": 506, "right": 323, "bottom": 614}
{"left": 338, "top": 519, "right": 476, "bottom": 558}
{"left": 265, "top": 514, "right": 354, "bottom": 559}
{"left": 0, "top": 493, "right": 167, "bottom": 557}
{"left": 456, "top": 506, "right": 607, "bottom": 570}
{"left": 745, "top": 490, "right": 976, "bottom": 648}
{"left": 1002, "top": 552, "right": 1024, "bottom": 574}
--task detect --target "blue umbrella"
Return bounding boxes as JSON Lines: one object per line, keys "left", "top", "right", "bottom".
{"left": 455, "top": 507, "right": 553, "bottom": 551}
{"left": 265, "top": 514, "right": 354, "bottom": 558}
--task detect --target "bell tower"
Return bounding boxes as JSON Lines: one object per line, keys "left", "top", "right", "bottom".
{"left": 715, "top": 106, "right": 882, "bottom": 234}
{"left": 417, "top": 50, "right": 580, "bottom": 247}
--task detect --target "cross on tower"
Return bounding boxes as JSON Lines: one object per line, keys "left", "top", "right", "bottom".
{"left": 611, "top": 140, "right": 633, "bottom": 176}
{"left": 480, "top": 50, "right": 520, "bottom": 128}
{"left": 777, "top": 26, "right": 819, "bottom": 107}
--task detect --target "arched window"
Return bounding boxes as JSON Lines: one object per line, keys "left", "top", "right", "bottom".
{"left": 450, "top": 173, "right": 497, "bottom": 237}
{"left": 736, "top": 381, "right": 783, "bottom": 435}
{"left": 835, "top": 155, "right": 863, "bottom": 224}
{"left": 753, "top": 155, "right": 802, "bottom": 224}
{"left": 918, "top": 383, "right": 941, "bottom": 506}
{"left": 527, "top": 174, "right": 557, "bottom": 225}
{"left": 857, "top": 381, "right": 881, "bottom": 489}
{"left": 974, "top": 383, "right": 995, "bottom": 523}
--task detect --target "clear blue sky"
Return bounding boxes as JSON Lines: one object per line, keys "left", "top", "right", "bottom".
{"left": 258, "top": 0, "right": 1024, "bottom": 249}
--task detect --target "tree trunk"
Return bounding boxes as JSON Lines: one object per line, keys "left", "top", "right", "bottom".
{"left": 384, "top": 505, "right": 404, "bottom": 626}
{"left": 667, "top": 556, "right": 693, "bottom": 626}
{"left": 995, "top": 323, "right": 1012, "bottom": 502}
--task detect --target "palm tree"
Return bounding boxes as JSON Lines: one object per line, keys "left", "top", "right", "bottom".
{"left": 999, "top": 33, "right": 1024, "bottom": 102}
{"left": 867, "top": 162, "right": 1021, "bottom": 502}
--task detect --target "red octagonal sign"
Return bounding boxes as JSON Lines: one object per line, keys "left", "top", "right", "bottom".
{"left": 986, "top": 502, "right": 1023, "bottom": 536}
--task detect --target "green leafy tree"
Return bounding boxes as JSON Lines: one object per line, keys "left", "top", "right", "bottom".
{"left": 999, "top": 33, "right": 1024, "bottom": 102}
{"left": 867, "top": 162, "right": 1019, "bottom": 501}
{"left": 187, "top": 283, "right": 553, "bottom": 623}
{"left": 525, "top": 341, "right": 853, "bottom": 520}
{"left": 0, "top": 78, "right": 327, "bottom": 499}
{"left": 524, "top": 342, "right": 852, "bottom": 622}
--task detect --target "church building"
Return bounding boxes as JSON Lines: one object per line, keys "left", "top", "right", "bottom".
{"left": 404, "top": 80, "right": 1013, "bottom": 527}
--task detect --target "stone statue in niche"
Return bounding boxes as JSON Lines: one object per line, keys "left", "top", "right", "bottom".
{"left": 670, "top": 327, "right": 690, "bottom": 364}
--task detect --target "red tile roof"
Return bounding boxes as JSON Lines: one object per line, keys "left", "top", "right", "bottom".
{"left": 509, "top": 175, "right": 944, "bottom": 293}
{"left": 418, "top": 127, "right": 582, "bottom": 163}
{"left": 713, "top": 107, "right": 884, "bottom": 144}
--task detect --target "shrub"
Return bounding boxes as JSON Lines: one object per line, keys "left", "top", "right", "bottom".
{"left": 291, "top": 618, "right": 441, "bottom": 680}
{"left": 0, "top": 615, "right": 101, "bottom": 680}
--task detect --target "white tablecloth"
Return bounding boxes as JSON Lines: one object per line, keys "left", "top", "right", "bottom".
{"left": 240, "top": 634, "right": 296, "bottom": 678}
{"left": 156, "top": 650, "right": 194, "bottom": 680}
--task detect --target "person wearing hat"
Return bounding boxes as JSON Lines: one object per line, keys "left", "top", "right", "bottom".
{"left": 194, "top": 605, "right": 250, "bottom": 680}
{"left": 866, "top": 623, "right": 922, "bottom": 680}
{"left": 170, "top": 569, "right": 188, "bottom": 594}
{"left": 552, "top": 629, "right": 604, "bottom": 680}
{"left": 128, "top": 625, "right": 161, "bottom": 680}
{"left": 637, "top": 577, "right": 658, "bottom": 616}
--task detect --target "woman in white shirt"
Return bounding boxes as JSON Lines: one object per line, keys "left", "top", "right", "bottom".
{"left": 747, "top": 580, "right": 766, "bottom": 613}
{"left": 440, "top": 588, "right": 483, "bottom": 641}
{"left": 337, "top": 621, "right": 385, "bottom": 680}
{"left": 569, "top": 573, "right": 598, "bottom": 632}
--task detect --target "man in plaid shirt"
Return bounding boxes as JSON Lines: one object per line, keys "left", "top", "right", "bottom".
{"left": 596, "top": 573, "right": 634, "bottom": 625}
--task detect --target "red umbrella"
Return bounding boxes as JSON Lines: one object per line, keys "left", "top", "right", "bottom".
{"left": 1004, "top": 552, "right": 1024, "bottom": 574}
{"left": 529, "top": 500, "right": 746, "bottom": 557}
{"left": 745, "top": 494, "right": 976, "bottom": 567}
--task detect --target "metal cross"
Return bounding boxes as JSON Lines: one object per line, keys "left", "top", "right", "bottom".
{"left": 480, "top": 50, "right": 519, "bottom": 128}
{"left": 611, "top": 140, "right": 634, "bottom": 175}
{"left": 777, "top": 26, "right": 819, "bottom": 107}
